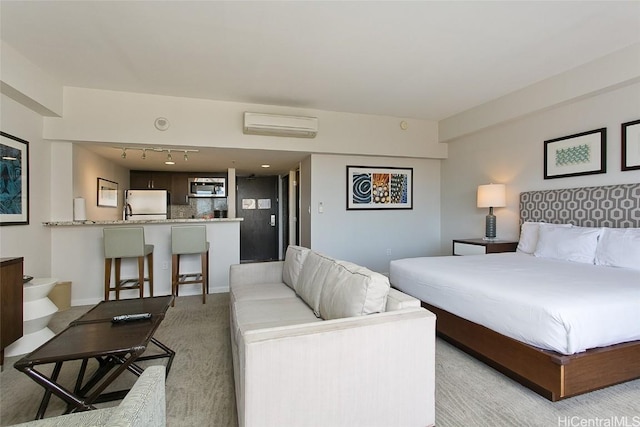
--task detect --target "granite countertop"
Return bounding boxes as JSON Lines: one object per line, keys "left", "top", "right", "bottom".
{"left": 43, "top": 218, "right": 243, "bottom": 226}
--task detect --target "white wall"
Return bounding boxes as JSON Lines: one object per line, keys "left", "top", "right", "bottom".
{"left": 0, "top": 94, "right": 52, "bottom": 277}
{"left": 73, "top": 144, "right": 130, "bottom": 221}
{"left": 0, "top": 41, "right": 63, "bottom": 117}
{"left": 44, "top": 87, "right": 447, "bottom": 161}
{"left": 2, "top": 82, "right": 444, "bottom": 296}
{"left": 439, "top": 43, "right": 640, "bottom": 142}
{"left": 310, "top": 154, "right": 441, "bottom": 274}
{"left": 440, "top": 81, "right": 640, "bottom": 254}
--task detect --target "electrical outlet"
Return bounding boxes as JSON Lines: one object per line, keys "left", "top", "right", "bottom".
{"left": 162, "top": 261, "right": 169, "bottom": 270}
{"left": 386, "top": 248, "right": 392, "bottom": 256}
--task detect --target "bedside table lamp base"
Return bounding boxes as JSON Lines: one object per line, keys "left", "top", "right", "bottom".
{"left": 484, "top": 207, "right": 497, "bottom": 240}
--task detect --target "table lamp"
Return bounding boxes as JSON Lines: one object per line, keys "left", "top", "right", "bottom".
{"left": 477, "top": 183, "right": 506, "bottom": 240}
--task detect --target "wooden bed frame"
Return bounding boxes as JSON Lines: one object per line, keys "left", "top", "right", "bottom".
{"left": 424, "top": 302, "right": 640, "bottom": 401}
{"left": 425, "top": 184, "right": 640, "bottom": 401}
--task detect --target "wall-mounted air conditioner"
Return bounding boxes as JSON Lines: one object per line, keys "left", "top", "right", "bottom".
{"left": 243, "top": 112, "right": 318, "bottom": 138}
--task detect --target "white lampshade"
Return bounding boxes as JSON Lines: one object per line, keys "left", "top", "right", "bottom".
{"left": 477, "top": 184, "right": 506, "bottom": 208}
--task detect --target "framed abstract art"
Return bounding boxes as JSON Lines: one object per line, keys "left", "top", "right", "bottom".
{"left": 346, "top": 166, "right": 413, "bottom": 210}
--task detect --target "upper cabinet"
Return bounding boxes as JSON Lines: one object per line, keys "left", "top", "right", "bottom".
{"left": 130, "top": 171, "right": 215, "bottom": 205}
{"left": 130, "top": 171, "right": 172, "bottom": 190}
{"left": 171, "top": 173, "right": 190, "bottom": 205}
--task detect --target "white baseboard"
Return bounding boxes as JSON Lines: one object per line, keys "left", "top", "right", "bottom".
{"left": 71, "top": 286, "right": 230, "bottom": 307}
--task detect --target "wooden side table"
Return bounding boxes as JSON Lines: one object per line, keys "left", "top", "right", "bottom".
{"left": 1, "top": 257, "right": 24, "bottom": 369}
{"left": 452, "top": 238, "right": 518, "bottom": 256}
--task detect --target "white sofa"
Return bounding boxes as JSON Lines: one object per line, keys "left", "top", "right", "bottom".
{"left": 229, "top": 246, "right": 436, "bottom": 427}
{"left": 10, "top": 365, "right": 166, "bottom": 427}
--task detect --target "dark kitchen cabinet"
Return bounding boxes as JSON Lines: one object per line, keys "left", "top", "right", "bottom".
{"left": 171, "top": 172, "right": 190, "bottom": 205}
{"left": 130, "top": 171, "right": 172, "bottom": 190}
{"left": 130, "top": 170, "right": 228, "bottom": 206}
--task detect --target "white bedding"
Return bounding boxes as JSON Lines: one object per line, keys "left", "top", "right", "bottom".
{"left": 389, "top": 253, "right": 640, "bottom": 355}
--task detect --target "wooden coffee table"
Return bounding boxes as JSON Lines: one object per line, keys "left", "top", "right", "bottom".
{"left": 14, "top": 296, "right": 175, "bottom": 420}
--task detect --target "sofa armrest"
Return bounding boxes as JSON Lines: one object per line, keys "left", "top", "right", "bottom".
{"left": 229, "top": 261, "right": 285, "bottom": 287}
{"left": 9, "top": 410, "right": 111, "bottom": 427}
{"left": 386, "top": 287, "right": 421, "bottom": 311}
{"left": 239, "top": 308, "right": 435, "bottom": 427}
{"left": 9, "top": 366, "right": 166, "bottom": 427}
{"left": 106, "top": 365, "right": 166, "bottom": 427}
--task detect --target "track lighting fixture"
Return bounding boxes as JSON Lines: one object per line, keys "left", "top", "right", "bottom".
{"left": 115, "top": 147, "right": 198, "bottom": 165}
{"left": 165, "top": 150, "right": 175, "bottom": 165}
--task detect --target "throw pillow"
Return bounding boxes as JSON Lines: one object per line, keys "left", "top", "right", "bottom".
{"left": 282, "top": 245, "right": 310, "bottom": 289}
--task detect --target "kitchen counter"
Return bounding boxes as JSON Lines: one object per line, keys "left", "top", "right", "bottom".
{"left": 43, "top": 218, "right": 242, "bottom": 226}
{"left": 47, "top": 219, "right": 241, "bottom": 305}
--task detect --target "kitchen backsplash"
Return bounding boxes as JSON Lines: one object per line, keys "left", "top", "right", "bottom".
{"left": 170, "top": 198, "right": 228, "bottom": 219}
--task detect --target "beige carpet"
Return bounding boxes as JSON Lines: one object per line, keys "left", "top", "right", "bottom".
{"left": 1, "top": 293, "right": 639, "bottom": 426}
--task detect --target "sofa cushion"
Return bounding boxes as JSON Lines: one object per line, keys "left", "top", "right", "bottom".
{"left": 231, "top": 282, "right": 296, "bottom": 303}
{"left": 318, "top": 260, "right": 390, "bottom": 320}
{"left": 232, "top": 297, "right": 321, "bottom": 342}
{"left": 282, "top": 245, "right": 311, "bottom": 289}
{"left": 294, "top": 251, "right": 337, "bottom": 317}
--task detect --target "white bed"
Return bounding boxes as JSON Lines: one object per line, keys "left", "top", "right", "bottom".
{"left": 387, "top": 183, "right": 640, "bottom": 401}
{"left": 389, "top": 252, "right": 640, "bottom": 355}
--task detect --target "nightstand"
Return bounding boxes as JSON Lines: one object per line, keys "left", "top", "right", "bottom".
{"left": 452, "top": 238, "right": 518, "bottom": 256}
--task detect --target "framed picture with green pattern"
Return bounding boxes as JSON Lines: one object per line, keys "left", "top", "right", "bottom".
{"left": 544, "top": 128, "right": 606, "bottom": 179}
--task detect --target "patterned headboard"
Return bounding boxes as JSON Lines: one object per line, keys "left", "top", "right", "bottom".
{"left": 520, "top": 183, "right": 640, "bottom": 228}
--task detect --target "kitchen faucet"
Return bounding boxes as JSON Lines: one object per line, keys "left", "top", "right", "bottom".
{"left": 123, "top": 203, "right": 132, "bottom": 220}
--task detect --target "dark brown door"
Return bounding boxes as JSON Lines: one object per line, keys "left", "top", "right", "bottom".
{"left": 237, "top": 176, "right": 279, "bottom": 262}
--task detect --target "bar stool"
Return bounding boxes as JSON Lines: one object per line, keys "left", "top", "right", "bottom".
{"left": 171, "top": 225, "right": 209, "bottom": 306}
{"left": 103, "top": 227, "right": 154, "bottom": 301}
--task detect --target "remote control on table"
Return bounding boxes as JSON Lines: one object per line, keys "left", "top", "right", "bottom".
{"left": 111, "top": 313, "right": 152, "bottom": 323}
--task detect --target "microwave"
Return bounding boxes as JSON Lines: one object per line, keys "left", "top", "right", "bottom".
{"left": 188, "top": 177, "right": 226, "bottom": 198}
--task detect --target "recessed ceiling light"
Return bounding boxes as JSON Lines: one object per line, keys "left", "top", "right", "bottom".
{"left": 154, "top": 117, "right": 170, "bottom": 131}
{"left": 261, "top": 164, "right": 270, "bottom": 168}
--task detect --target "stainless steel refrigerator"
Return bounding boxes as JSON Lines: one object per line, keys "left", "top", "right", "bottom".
{"left": 124, "top": 190, "right": 169, "bottom": 220}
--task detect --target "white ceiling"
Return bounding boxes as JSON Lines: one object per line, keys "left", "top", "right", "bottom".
{"left": 2, "top": 1, "right": 640, "bottom": 174}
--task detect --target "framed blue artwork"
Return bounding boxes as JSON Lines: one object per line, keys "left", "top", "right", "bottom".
{"left": 0, "top": 132, "right": 29, "bottom": 225}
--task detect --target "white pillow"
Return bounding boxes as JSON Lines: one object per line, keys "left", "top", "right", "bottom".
{"left": 595, "top": 228, "right": 640, "bottom": 270}
{"left": 318, "top": 260, "right": 390, "bottom": 320}
{"left": 517, "top": 222, "right": 571, "bottom": 254}
{"left": 282, "top": 245, "right": 310, "bottom": 289}
{"left": 534, "top": 226, "right": 602, "bottom": 264}
{"left": 295, "top": 251, "right": 335, "bottom": 317}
